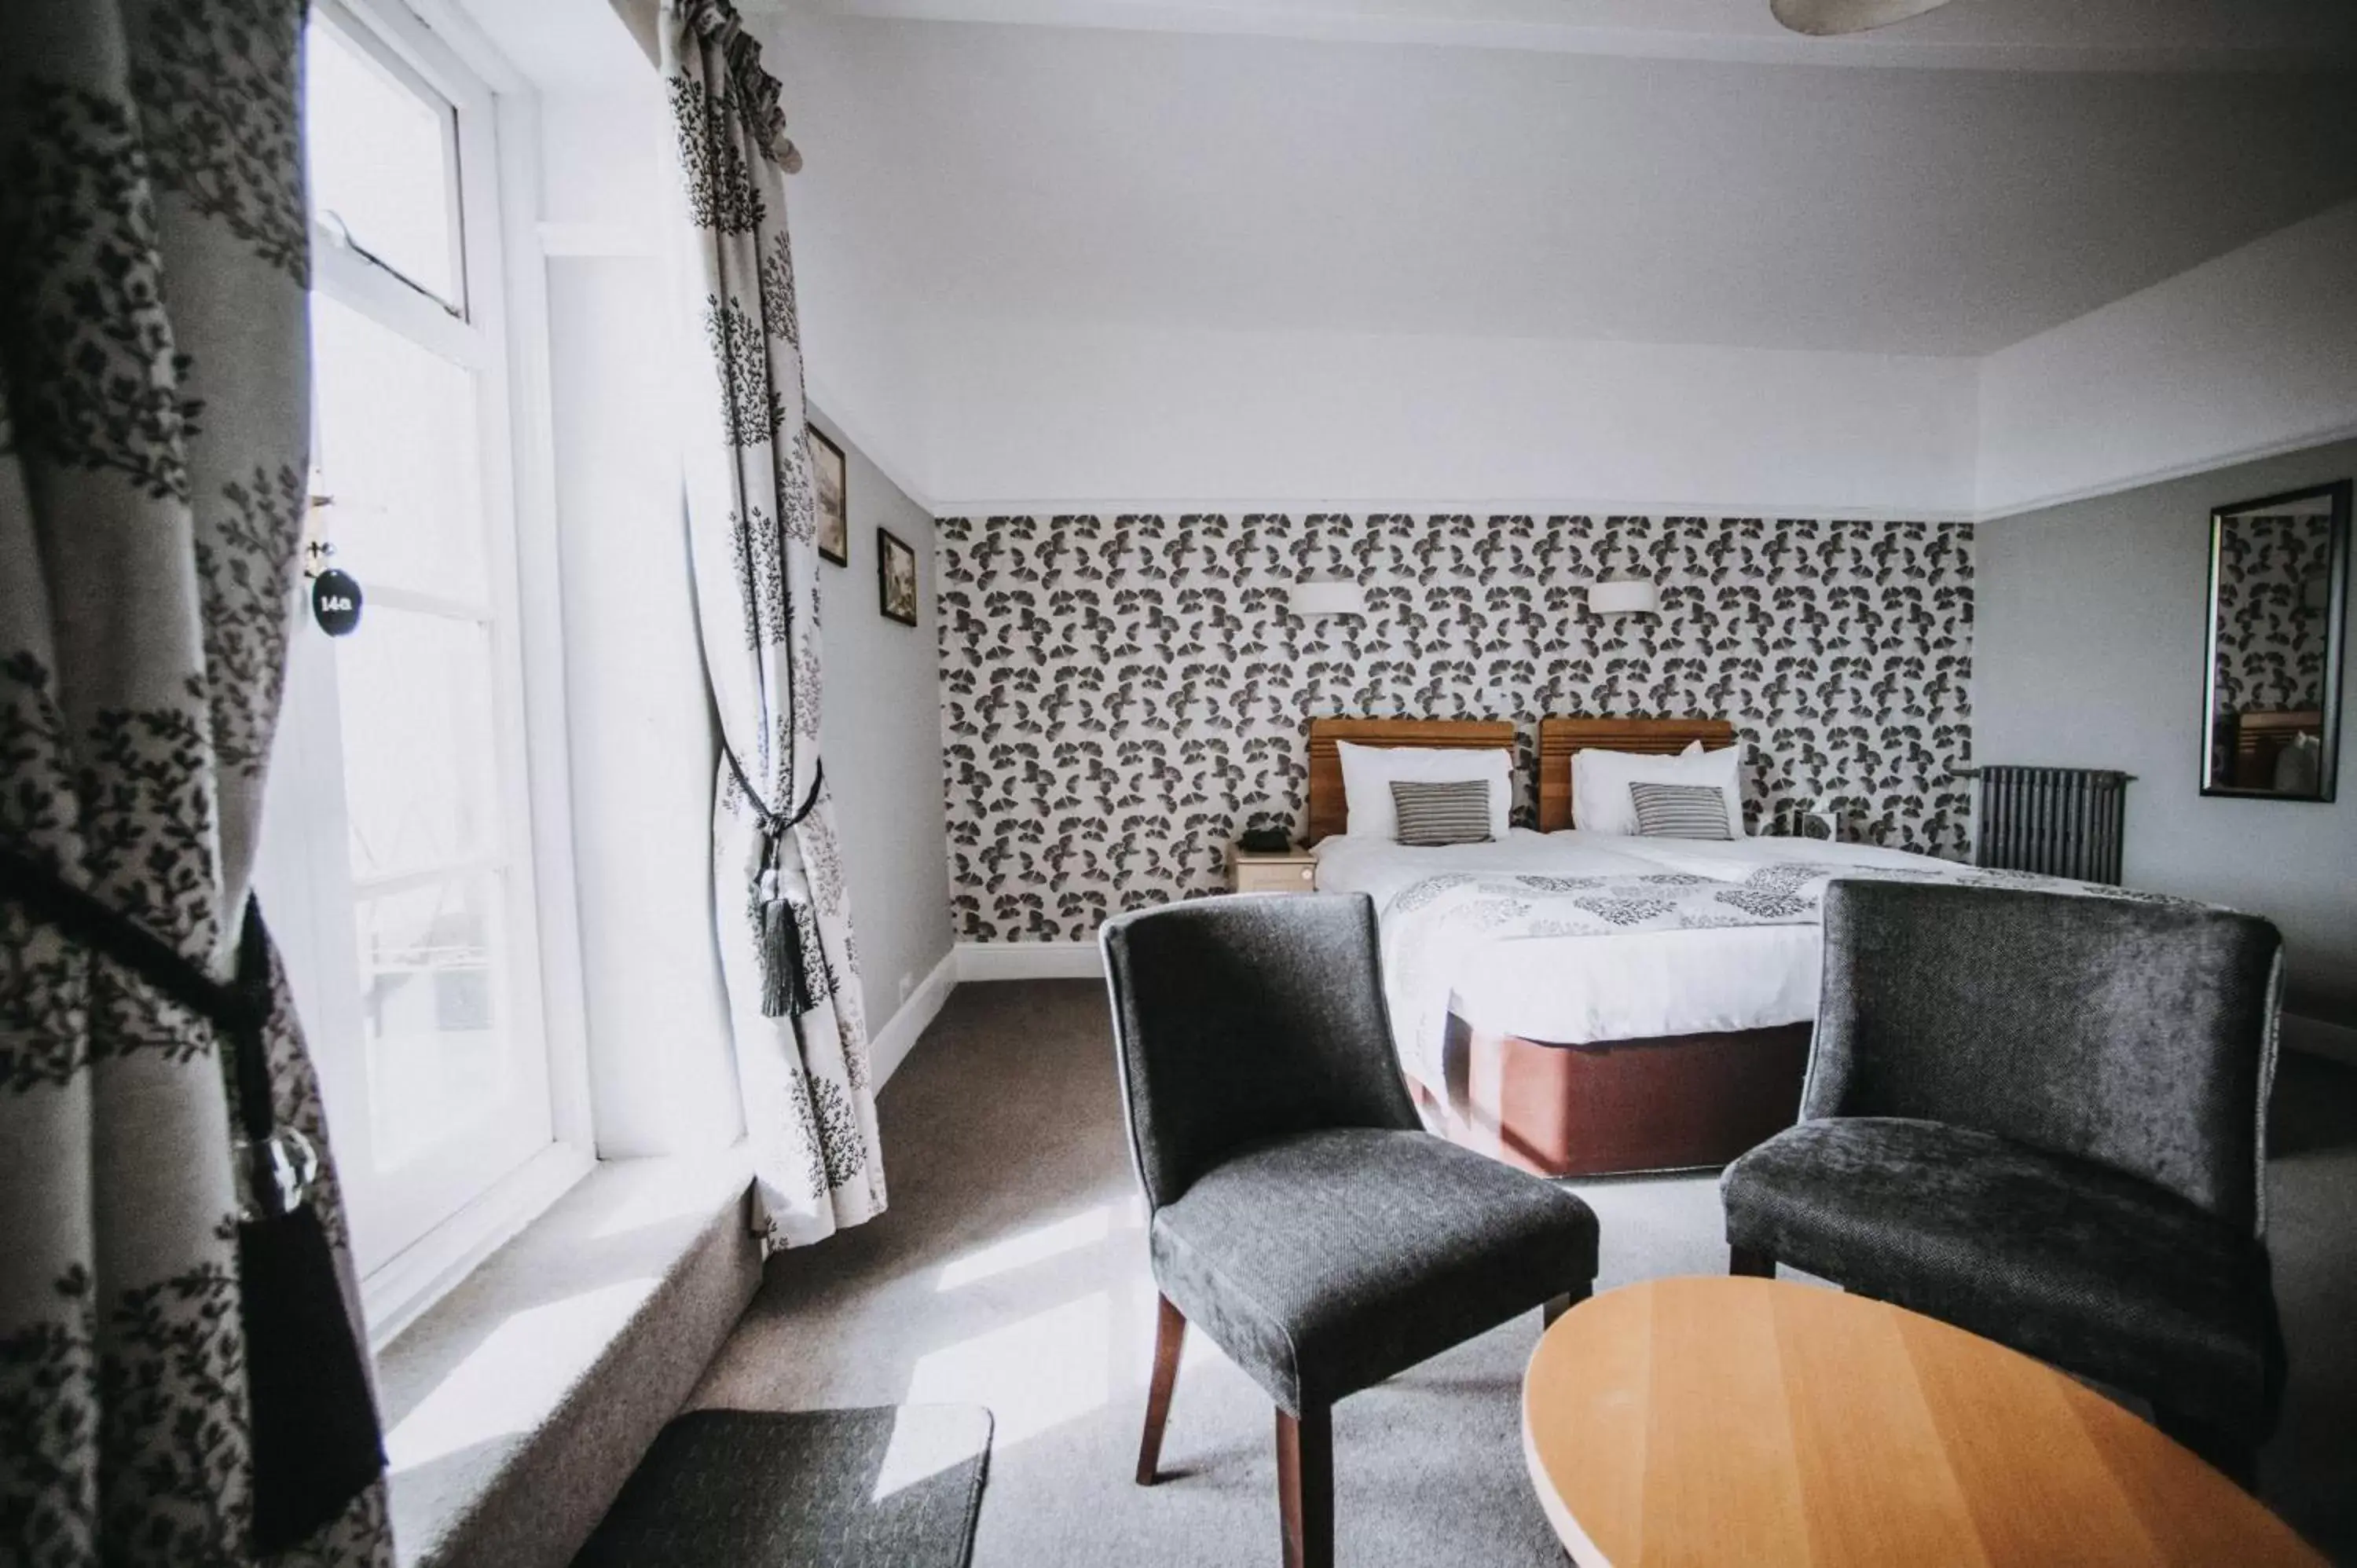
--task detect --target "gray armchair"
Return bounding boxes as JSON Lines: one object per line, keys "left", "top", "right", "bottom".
{"left": 1722, "top": 881, "right": 2284, "bottom": 1479}
{"left": 1102, "top": 894, "right": 1599, "bottom": 1568}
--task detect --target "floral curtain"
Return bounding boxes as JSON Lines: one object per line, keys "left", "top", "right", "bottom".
{"left": 0, "top": 2, "right": 390, "bottom": 1564}
{"left": 659, "top": 0, "right": 886, "bottom": 1248}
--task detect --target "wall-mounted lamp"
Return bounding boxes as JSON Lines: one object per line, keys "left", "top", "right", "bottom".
{"left": 1586, "top": 579, "right": 1659, "bottom": 617}
{"left": 1291, "top": 580, "right": 1369, "bottom": 619}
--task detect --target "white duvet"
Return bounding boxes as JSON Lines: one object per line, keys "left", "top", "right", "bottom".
{"left": 1311, "top": 828, "right": 1986, "bottom": 1087}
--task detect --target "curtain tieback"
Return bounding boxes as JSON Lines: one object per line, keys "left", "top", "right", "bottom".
{"left": 720, "top": 748, "right": 829, "bottom": 1018}
{"left": 0, "top": 849, "right": 385, "bottom": 1554}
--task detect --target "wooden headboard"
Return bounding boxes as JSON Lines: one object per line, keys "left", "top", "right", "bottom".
{"left": 1305, "top": 717, "right": 1519, "bottom": 843}
{"left": 1536, "top": 716, "right": 1737, "bottom": 832}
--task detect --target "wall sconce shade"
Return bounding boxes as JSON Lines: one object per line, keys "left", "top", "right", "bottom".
{"left": 1587, "top": 579, "right": 1659, "bottom": 617}
{"left": 1291, "top": 580, "right": 1369, "bottom": 618}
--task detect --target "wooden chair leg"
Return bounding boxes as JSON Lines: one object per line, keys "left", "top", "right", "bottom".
{"left": 1275, "top": 1402, "right": 1334, "bottom": 1568}
{"left": 1542, "top": 1282, "right": 1590, "bottom": 1328}
{"left": 1729, "top": 1245, "right": 1776, "bottom": 1278}
{"left": 1135, "top": 1295, "right": 1186, "bottom": 1486}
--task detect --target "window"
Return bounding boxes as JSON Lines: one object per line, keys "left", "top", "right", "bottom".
{"left": 260, "top": 0, "right": 582, "bottom": 1330}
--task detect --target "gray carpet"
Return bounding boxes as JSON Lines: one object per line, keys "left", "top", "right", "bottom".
{"left": 575, "top": 1405, "right": 991, "bottom": 1567}
{"left": 695, "top": 980, "right": 2357, "bottom": 1566}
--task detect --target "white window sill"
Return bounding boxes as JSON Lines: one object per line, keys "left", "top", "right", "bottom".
{"left": 365, "top": 1141, "right": 599, "bottom": 1352}
{"left": 375, "top": 1145, "right": 760, "bottom": 1568}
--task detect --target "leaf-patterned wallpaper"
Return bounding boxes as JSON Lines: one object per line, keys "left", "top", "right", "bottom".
{"left": 2212, "top": 511, "right": 2335, "bottom": 716}
{"left": 939, "top": 513, "right": 1974, "bottom": 943}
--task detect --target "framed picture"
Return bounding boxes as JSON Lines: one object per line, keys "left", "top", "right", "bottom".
{"left": 808, "top": 425, "right": 848, "bottom": 566}
{"left": 878, "top": 526, "right": 919, "bottom": 627}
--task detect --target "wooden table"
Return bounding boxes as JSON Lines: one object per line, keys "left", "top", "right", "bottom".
{"left": 1521, "top": 1277, "right": 2321, "bottom": 1567}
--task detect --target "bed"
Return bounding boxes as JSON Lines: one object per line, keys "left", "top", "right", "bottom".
{"left": 1318, "top": 717, "right": 2168, "bottom": 1177}
{"left": 1307, "top": 716, "right": 1814, "bottom": 1175}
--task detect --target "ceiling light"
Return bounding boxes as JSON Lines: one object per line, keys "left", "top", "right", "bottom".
{"left": 1770, "top": 0, "right": 1954, "bottom": 36}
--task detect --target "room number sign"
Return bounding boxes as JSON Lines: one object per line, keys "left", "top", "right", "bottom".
{"left": 311, "top": 567, "right": 364, "bottom": 637}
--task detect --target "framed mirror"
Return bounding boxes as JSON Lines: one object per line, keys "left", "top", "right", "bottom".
{"left": 2201, "top": 480, "right": 2350, "bottom": 800}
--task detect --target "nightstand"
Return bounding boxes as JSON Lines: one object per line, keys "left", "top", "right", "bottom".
{"left": 1230, "top": 842, "right": 1318, "bottom": 895}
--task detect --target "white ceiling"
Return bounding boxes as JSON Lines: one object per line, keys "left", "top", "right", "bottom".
{"left": 801, "top": 0, "right": 2357, "bottom": 73}
{"left": 769, "top": 13, "right": 2357, "bottom": 356}
{"left": 435, "top": 0, "right": 653, "bottom": 91}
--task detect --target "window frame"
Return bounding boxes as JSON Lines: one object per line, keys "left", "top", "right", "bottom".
{"left": 263, "top": 0, "right": 593, "bottom": 1348}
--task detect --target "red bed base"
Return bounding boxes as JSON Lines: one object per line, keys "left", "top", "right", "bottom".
{"left": 1407, "top": 1011, "right": 1813, "bottom": 1177}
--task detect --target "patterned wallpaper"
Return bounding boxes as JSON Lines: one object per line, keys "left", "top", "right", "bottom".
{"left": 939, "top": 513, "right": 1974, "bottom": 943}
{"left": 2212, "top": 512, "right": 2335, "bottom": 715}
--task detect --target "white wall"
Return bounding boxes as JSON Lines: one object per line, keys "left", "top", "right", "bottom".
{"left": 546, "top": 251, "right": 747, "bottom": 1160}
{"left": 922, "top": 317, "right": 1980, "bottom": 518}
{"left": 1975, "top": 438, "right": 2357, "bottom": 1028}
{"left": 808, "top": 410, "right": 955, "bottom": 1069}
{"left": 537, "top": 87, "right": 746, "bottom": 1159}
{"left": 537, "top": 90, "right": 664, "bottom": 236}
{"left": 1976, "top": 200, "right": 2357, "bottom": 521}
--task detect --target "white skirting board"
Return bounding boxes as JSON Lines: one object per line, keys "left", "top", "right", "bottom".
{"left": 870, "top": 950, "right": 959, "bottom": 1087}
{"left": 869, "top": 944, "right": 1096, "bottom": 1086}
{"left": 955, "top": 940, "right": 1105, "bottom": 981}
{"left": 2283, "top": 1012, "right": 2357, "bottom": 1068}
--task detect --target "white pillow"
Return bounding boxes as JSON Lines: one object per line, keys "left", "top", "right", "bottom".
{"left": 1336, "top": 741, "right": 1512, "bottom": 841}
{"left": 1569, "top": 741, "right": 1695, "bottom": 833}
{"left": 1571, "top": 742, "right": 1745, "bottom": 837}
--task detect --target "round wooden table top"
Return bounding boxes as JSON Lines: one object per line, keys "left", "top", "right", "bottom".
{"left": 1521, "top": 1277, "right": 2321, "bottom": 1568}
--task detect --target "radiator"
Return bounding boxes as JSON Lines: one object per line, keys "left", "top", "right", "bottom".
{"left": 1967, "top": 766, "right": 2131, "bottom": 885}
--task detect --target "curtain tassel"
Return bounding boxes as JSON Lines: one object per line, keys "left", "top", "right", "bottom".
{"left": 0, "top": 855, "right": 385, "bottom": 1552}
{"left": 736, "top": 753, "right": 827, "bottom": 1020}
{"left": 756, "top": 844, "right": 816, "bottom": 1019}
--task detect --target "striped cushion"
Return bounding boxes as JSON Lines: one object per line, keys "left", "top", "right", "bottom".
{"left": 1389, "top": 780, "right": 1494, "bottom": 846}
{"left": 1629, "top": 781, "right": 1734, "bottom": 840}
